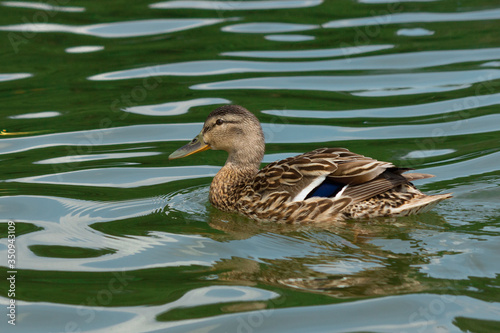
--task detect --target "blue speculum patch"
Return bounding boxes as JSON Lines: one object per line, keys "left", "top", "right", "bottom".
{"left": 306, "top": 180, "right": 345, "bottom": 199}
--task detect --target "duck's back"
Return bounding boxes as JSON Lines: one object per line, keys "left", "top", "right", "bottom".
{"left": 235, "top": 148, "right": 451, "bottom": 223}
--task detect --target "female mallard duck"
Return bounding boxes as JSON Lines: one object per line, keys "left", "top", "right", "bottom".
{"left": 169, "top": 105, "right": 451, "bottom": 223}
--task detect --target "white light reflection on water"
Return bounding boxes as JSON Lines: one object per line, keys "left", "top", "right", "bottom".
{"left": 0, "top": 18, "right": 227, "bottom": 38}
{"left": 150, "top": 0, "right": 323, "bottom": 10}
{"left": 88, "top": 48, "right": 500, "bottom": 80}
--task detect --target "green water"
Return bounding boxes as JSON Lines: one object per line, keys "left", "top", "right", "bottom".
{"left": 1, "top": 0, "right": 500, "bottom": 332}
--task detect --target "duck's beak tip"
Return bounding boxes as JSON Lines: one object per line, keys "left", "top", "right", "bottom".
{"left": 169, "top": 132, "right": 210, "bottom": 160}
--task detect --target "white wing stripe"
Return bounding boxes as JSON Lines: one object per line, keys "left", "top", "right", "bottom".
{"left": 334, "top": 184, "right": 349, "bottom": 198}
{"left": 291, "top": 175, "right": 326, "bottom": 202}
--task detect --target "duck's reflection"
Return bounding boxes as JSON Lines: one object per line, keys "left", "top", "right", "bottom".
{"left": 206, "top": 208, "right": 449, "bottom": 297}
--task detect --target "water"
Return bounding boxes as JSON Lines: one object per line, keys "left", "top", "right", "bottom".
{"left": 1, "top": 0, "right": 500, "bottom": 332}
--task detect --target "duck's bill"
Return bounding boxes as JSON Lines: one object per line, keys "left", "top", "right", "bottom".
{"left": 169, "top": 132, "right": 210, "bottom": 160}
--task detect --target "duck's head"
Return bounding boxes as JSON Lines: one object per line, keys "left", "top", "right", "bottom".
{"left": 169, "top": 105, "right": 265, "bottom": 166}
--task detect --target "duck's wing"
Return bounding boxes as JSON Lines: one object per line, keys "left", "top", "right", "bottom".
{"left": 251, "top": 147, "right": 410, "bottom": 203}
{"left": 340, "top": 171, "right": 435, "bottom": 203}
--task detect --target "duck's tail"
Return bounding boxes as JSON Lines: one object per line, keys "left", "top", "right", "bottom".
{"left": 389, "top": 192, "right": 452, "bottom": 216}
{"left": 344, "top": 182, "right": 452, "bottom": 219}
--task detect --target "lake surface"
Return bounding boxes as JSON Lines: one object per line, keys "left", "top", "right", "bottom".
{"left": 1, "top": 0, "right": 500, "bottom": 332}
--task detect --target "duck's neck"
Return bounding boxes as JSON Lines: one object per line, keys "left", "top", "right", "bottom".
{"left": 209, "top": 144, "right": 264, "bottom": 212}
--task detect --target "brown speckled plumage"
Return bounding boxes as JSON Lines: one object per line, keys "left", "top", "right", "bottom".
{"left": 169, "top": 105, "right": 452, "bottom": 223}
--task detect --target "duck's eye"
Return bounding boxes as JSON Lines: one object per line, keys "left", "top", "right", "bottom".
{"left": 216, "top": 119, "right": 224, "bottom": 126}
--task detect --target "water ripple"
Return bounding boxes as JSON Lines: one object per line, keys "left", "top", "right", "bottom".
{"left": 482, "top": 61, "right": 500, "bottom": 67}
{"left": 0, "top": 286, "right": 278, "bottom": 332}
{"left": 9, "top": 166, "right": 220, "bottom": 188}
{"left": 419, "top": 151, "right": 500, "bottom": 184}
{"left": 1, "top": 113, "right": 499, "bottom": 156}
{"left": 0, "top": 123, "right": 202, "bottom": 155}
{"left": 222, "top": 22, "right": 319, "bottom": 33}
{"left": 34, "top": 151, "right": 160, "bottom": 164}
{"left": 0, "top": 18, "right": 227, "bottom": 38}
{"left": 266, "top": 114, "right": 500, "bottom": 143}
{"left": 127, "top": 295, "right": 500, "bottom": 333}
{"left": 359, "top": 0, "right": 438, "bottom": 3}
{"left": 222, "top": 44, "right": 393, "bottom": 58}
{"left": 414, "top": 232, "right": 500, "bottom": 279}
{"left": 0, "top": 191, "right": 353, "bottom": 272}
{"left": 9, "top": 111, "right": 61, "bottom": 119}
{"left": 397, "top": 28, "right": 434, "bottom": 36}
{"left": 191, "top": 69, "right": 500, "bottom": 96}
{"left": 124, "top": 97, "right": 229, "bottom": 116}
{"left": 0, "top": 72, "right": 32, "bottom": 82}
{"left": 265, "top": 34, "right": 314, "bottom": 41}
{"left": 323, "top": 8, "right": 500, "bottom": 28}
{"left": 89, "top": 48, "right": 500, "bottom": 80}
{"left": 65, "top": 45, "right": 104, "bottom": 53}
{"left": 1, "top": 1, "right": 85, "bottom": 12}
{"left": 191, "top": 70, "right": 500, "bottom": 96}
{"left": 150, "top": 0, "right": 323, "bottom": 10}
{"left": 262, "top": 92, "right": 500, "bottom": 118}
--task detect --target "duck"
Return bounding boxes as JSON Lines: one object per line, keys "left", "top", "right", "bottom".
{"left": 169, "top": 105, "right": 451, "bottom": 223}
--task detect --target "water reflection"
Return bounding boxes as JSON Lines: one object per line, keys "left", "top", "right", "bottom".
{"left": 5, "top": 292, "right": 497, "bottom": 333}
{"left": 1, "top": 1, "right": 85, "bottom": 12}
{"left": 264, "top": 34, "right": 315, "bottom": 41}
{"left": 400, "top": 149, "right": 455, "bottom": 160}
{"left": 0, "top": 123, "right": 204, "bottom": 155}
{"left": 418, "top": 151, "right": 500, "bottom": 184}
{"left": 206, "top": 206, "right": 451, "bottom": 298}
{"left": 124, "top": 97, "right": 229, "bottom": 116}
{"left": 397, "top": 28, "right": 434, "bottom": 36}
{"left": 8, "top": 111, "right": 61, "bottom": 119}
{"left": 482, "top": 61, "right": 500, "bottom": 67}
{"left": 89, "top": 48, "right": 500, "bottom": 80}
{"left": 222, "top": 22, "right": 319, "bottom": 33}
{"left": 323, "top": 8, "right": 500, "bottom": 28}
{"left": 222, "top": 45, "right": 393, "bottom": 58}
{"left": 359, "top": 0, "right": 438, "bottom": 3}
{"left": 0, "top": 18, "right": 227, "bottom": 38}
{"left": 10, "top": 166, "right": 220, "bottom": 188}
{"left": 191, "top": 70, "right": 500, "bottom": 96}
{"left": 262, "top": 92, "right": 500, "bottom": 119}
{"left": 65, "top": 45, "right": 104, "bottom": 53}
{"left": 34, "top": 151, "right": 161, "bottom": 164}
{"left": 150, "top": 0, "right": 323, "bottom": 10}
{"left": 0, "top": 72, "right": 32, "bottom": 82}
{"left": 2, "top": 117, "right": 499, "bottom": 157}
